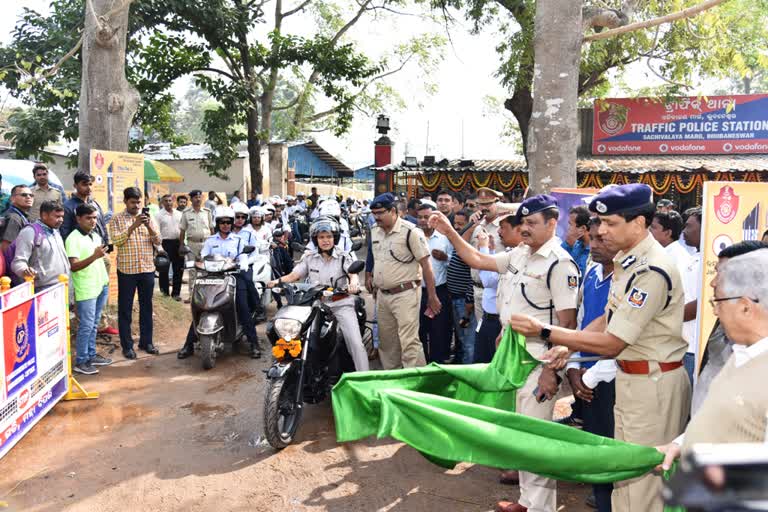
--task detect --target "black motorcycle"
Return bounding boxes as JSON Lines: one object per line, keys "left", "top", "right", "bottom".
{"left": 181, "top": 245, "right": 258, "bottom": 370}
{"left": 263, "top": 260, "right": 368, "bottom": 449}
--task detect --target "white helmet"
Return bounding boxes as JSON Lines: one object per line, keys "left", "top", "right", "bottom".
{"left": 214, "top": 206, "right": 235, "bottom": 222}
{"left": 263, "top": 203, "right": 276, "bottom": 214}
{"left": 249, "top": 205, "right": 264, "bottom": 217}
{"left": 319, "top": 199, "right": 341, "bottom": 218}
{"left": 232, "top": 202, "right": 250, "bottom": 216}
{"left": 273, "top": 197, "right": 286, "bottom": 206}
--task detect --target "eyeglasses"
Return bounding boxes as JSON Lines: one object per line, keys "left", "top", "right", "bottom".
{"left": 235, "top": 214, "right": 248, "bottom": 219}
{"left": 709, "top": 296, "right": 759, "bottom": 308}
{"left": 371, "top": 210, "right": 390, "bottom": 218}
{"left": 15, "top": 193, "right": 34, "bottom": 198}
{"left": 217, "top": 220, "right": 233, "bottom": 225}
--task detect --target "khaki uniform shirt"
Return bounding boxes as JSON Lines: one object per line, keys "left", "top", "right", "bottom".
{"left": 494, "top": 236, "right": 580, "bottom": 343}
{"left": 293, "top": 248, "right": 355, "bottom": 307}
{"left": 606, "top": 233, "right": 687, "bottom": 363}
{"left": 370, "top": 217, "right": 430, "bottom": 290}
{"left": 180, "top": 207, "right": 213, "bottom": 244}
{"left": 470, "top": 216, "right": 503, "bottom": 287}
{"left": 29, "top": 184, "right": 65, "bottom": 222}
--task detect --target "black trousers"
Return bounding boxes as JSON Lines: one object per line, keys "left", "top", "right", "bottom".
{"left": 159, "top": 239, "right": 183, "bottom": 297}
{"left": 473, "top": 313, "right": 501, "bottom": 363}
{"left": 117, "top": 271, "right": 154, "bottom": 351}
{"left": 583, "top": 380, "right": 616, "bottom": 512}
{"left": 419, "top": 284, "right": 452, "bottom": 363}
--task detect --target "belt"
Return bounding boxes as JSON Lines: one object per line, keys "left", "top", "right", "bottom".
{"left": 617, "top": 360, "right": 683, "bottom": 375}
{"left": 483, "top": 313, "right": 499, "bottom": 320}
{"left": 380, "top": 280, "right": 421, "bottom": 295}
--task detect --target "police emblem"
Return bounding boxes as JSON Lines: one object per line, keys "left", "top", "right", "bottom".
{"left": 521, "top": 206, "right": 529, "bottom": 216}
{"left": 627, "top": 287, "right": 648, "bottom": 308}
{"left": 14, "top": 310, "right": 30, "bottom": 364}
{"left": 596, "top": 201, "right": 607, "bottom": 214}
{"left": 567, "top": 275, "right": 578, "bottom": 289}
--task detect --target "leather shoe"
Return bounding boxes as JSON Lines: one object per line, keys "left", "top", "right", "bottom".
{"left": 499, "top": 470, "right": 520, "bottom": 485}
{"left": 495, "top": 502, "right": 527, "bottom": 512}
{"left": 122, "top": 349, "right": 137, "bottom": 360}
{"left": 141, "top": 344, "right": 159, "bottom": 355}
{"left": 177, "top": 345, "right": 194, "bottom": 359}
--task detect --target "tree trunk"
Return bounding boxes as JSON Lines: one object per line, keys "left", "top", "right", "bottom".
{"left": 504, "top": 87, "right": 533, "bottom": 165}
{"left": 526, "top": 0, "right": 582, "bottom": 193}
{"left": 743, "top": 76, "right": 752, "bottom": 95}
{"left": 246, "top": 106, "right": 263, "bottom": 194}
{"left": 78, "top": 0, "right": 140, "bottom": 173}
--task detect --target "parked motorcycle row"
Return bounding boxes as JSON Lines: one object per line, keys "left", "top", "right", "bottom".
{"left": 179, "top": 205, "right": 372, "bottom": 450}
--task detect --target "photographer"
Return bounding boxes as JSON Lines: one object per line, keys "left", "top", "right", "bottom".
{"left": 109, "top": 187, "right": 161, "bottom": 360}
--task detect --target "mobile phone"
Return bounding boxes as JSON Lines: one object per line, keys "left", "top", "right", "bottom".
{"left": 105, "top": 244, "right": 114, "bottom": 253}
{"left": 142, "top": 207, "right": 150, "bottom": 216}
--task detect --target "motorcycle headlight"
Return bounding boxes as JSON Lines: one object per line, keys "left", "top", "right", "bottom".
{"left": 204, "top": 259, "right": 226, "bottom": 272}
{"left": 274, "top": 318, "right": 302, "bottom": 341}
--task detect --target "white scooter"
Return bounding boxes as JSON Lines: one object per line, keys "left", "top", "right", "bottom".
{"left": 252, "top": 239, "right": 272, "bottom": 317}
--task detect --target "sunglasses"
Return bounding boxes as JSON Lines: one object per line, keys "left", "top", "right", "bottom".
{"left": 235, "top": 214, "right": 248, "bottom": 219}
{"left": 217, "top": 220, "right": 233, "bottom": 225}
{"left": 15, "top": 193, "right": 34, "bottom": 198}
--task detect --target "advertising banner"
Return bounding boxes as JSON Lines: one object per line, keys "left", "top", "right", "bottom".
{"left": 1, "top": 281, "right": 33, "bottom": 309}
{"left": 0, "top": 283, "right": 68, "bottom": 459}
{"left": 90, "top": 149, "right": 145, "bottom": 304}
{"left": 592, "top": 94, "right": 768, "bottom": 155}
{"left": 697, "top": 182, "right": 768, "bottom": 368}
{"left": 550, "top": 188, "right": 599, "bottom": 242}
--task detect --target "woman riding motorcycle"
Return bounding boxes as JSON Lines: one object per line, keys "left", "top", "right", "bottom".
{"left": 267, "top": 217, "right": 369, "bottom": 371}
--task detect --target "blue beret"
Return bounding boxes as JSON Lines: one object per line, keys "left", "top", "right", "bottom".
{"left": 517, "top": 194, "right": 558, "bottom": 218}
{"left": 589, "top": 184, "right": 653, "bottom": 215}
{"left": 370, "top": 193, "right": 397, "bottom": 210}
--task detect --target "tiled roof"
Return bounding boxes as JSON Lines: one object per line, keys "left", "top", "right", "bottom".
{"left": 378, "top": 154, "right": 768, "bottom": 173}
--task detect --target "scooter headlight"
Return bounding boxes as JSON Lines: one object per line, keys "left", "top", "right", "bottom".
{"left": 204, "top": 259, "right": 226, "bottom": 272}
{"left": 274, "top": 318, "right": 302, "bottom": 341}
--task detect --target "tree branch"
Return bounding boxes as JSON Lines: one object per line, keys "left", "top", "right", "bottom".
{"left": 192, "top": 67, "right": 237, "bottom": 81}
{"left": 283, "top": 0, "right": 313, "bottom": 17}
{"left": 583, "top": 0, "right": 729, "bottom": 42}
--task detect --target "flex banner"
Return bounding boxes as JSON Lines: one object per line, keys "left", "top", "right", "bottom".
{"left": 698, "top": 181, "right": 768, "bottom": 367}
{"left": 0, "top": 283, "right": 68, "bottom": 460}
{"left": 90, "top": 149, "right": 145, "bottom": 304}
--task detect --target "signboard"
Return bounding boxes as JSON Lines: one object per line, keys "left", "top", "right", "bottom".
{"left": 550, "top": 188, "right": 599, "bottom": 242}
{"left": 1, "top": 281, "right": 33, "bottom": 310}
{"left": 697, "top": 182, "right": 768, "bottom": 369}
{"left": 0, "top": 284, "right": 68, "bottom": 459}
{"left": 592, "top": 94, "right": 768, "bottom": 155}
{"left": 90, "top": 149, "right": 145, "bottom": 304}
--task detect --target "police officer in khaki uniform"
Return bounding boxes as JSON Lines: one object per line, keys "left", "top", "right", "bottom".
{"left": 365, "top": 193, "right": 441, "bottom": 369}
{"left": 509, "top": 184, "right": 690, "bottom": 512}
{"left": 179, "top": 189, "right": 214, "bottom": 299}
{"left": 431, "top": 194, "right": 579, "bottom": 512}
{"left": 463, "top": 187, "right": 519, "bottom": 322}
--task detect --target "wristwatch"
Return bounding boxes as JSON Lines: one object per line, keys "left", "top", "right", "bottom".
{"left": 540, "top": 326, "right": 552, "bottom": 341}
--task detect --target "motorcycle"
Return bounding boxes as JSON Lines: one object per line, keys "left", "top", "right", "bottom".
{"left": 181, "top": 244, "right": 259, "bottom": 370}
{"left": 263, "top": 259, "right": 368, "bottom": 449}
{"left": 251, "top": 240, "right": 273, "bottom": 316}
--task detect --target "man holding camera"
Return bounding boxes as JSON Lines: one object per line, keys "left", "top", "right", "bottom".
{"left": 109, "top": 187, "right": 161, "bottom": 360}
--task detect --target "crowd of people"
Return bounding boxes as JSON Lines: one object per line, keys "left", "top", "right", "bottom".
{"left": 0, "top": 162, "right": 765, "bottom": 511}
{"left": 363, "top": 184, "right": 768, "bottom": 512}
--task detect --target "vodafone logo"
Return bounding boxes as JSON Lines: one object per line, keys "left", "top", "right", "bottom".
{"left": 596, "top": 144, "right": 606, "bottom": 153}
{"left": 723, "top": 143, "right": 733, "bottom": 152}
{"left": 18, "top": 388, "right": 30, "bottom": 409}
{"left": 659, "top": 144, "right": 669, "bottom": 153}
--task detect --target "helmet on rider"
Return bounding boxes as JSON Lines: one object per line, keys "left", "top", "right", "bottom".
{"left": 213, "top": 206, "right": 235, "bottom": 230}
{"left": 310, "top": 216, "right": 340, "bottom": 252}
{"left": 318, "top": 199, "right": 341, "bottom": 220}
{"left": 249, "top": 205, "right": 264, "bottom": 218}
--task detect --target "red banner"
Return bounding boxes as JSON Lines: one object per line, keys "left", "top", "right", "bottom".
{"left": 592, "top": 94, "right": 768, "bottom": 155}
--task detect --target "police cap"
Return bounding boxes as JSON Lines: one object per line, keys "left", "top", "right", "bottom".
{"left": 370, "top": 192, "right": 397, "bottom": 210}
{"left": 589, "top": 183, "right": 653, "bottom": 216}
{"left": 476, "top": 187, "right": 503, "bottom": 204}
{"left": 517, "top": 194, "right": 558, "bottom": 219}
{"left": 189, "top": 189, "right": 202, "bottom": 198}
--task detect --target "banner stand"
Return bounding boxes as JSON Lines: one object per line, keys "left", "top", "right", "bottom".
{"left": 57, "top": 275, "right": 99, "bottom": 401}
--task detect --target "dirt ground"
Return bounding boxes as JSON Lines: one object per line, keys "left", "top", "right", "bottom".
{"left": 0, "top": 293, "right": 593, "bottom": 512}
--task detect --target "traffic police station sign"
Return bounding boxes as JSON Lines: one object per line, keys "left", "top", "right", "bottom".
{"left": 592, "top": 94, "right": 768, "bottom": 155}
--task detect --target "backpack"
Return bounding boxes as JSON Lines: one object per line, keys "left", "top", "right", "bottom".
{"left": 4, "top": 223, "right": 46, "bottom": 285}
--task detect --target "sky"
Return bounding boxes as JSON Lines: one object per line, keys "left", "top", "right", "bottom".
{"left": 1, "top": 1, "right": 686, "bottom": 170}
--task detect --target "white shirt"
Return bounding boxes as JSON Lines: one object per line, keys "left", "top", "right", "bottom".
{"left": 677, "top": 234, "right": 697, "bottom": 255}
{"left": 422, "top": 229, "right": 452, "bottom": 287}
{"left": 245, "top": 224, "right": 272, "bottom": 251}
{"left": 155, "top": 208, "right": 182, "bottom": 240}
{"left": 674, "top": 336, "right": 768, "bottom": 446}
{"left": 666, "top": 242, "right": 699, "bottom": 352}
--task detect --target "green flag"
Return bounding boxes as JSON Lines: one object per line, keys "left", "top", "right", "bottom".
{"left": 332, "top": 327, "right": 667, "bottom": 484}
